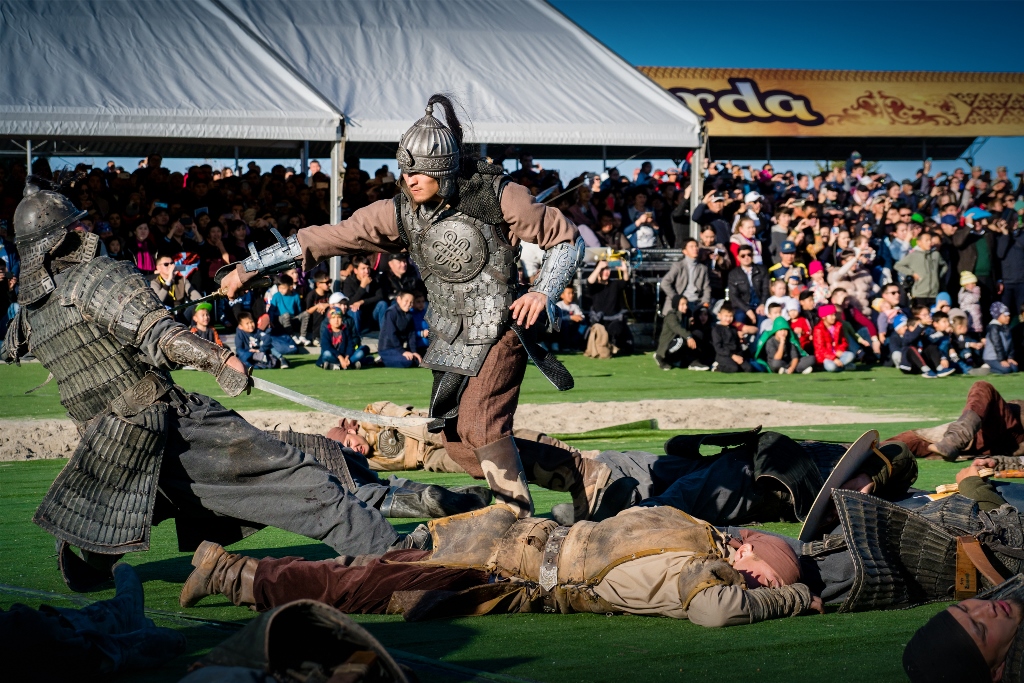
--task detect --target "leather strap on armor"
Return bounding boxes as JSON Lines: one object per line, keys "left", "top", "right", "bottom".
{"left": 241, "top": 227, "right": 302, "bottom": 277}
{"left": 745, "top": 583, "right": 813, "bottom": 623}
{"left": 799, "top": 534, "right": 848, "bottom": 557}
{"left": 158, "top": 328, "right": 250, "bottom": 396}
{"left": 110, "top": 372, "right": 173, "bottom": 418}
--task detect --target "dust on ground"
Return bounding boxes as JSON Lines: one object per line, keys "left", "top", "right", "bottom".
{"left": 0, "top": 399, "right": 926, "bottom": 462}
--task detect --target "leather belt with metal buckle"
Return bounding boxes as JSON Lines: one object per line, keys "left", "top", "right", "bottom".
{"left": 539, "top": 526, "right": 570, "bottom": 613}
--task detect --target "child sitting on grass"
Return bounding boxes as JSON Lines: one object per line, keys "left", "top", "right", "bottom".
{"left": 813, "top": 303, "right": 855, "bottom": 372}
{"left": 949, "top": 313, "right": 985, "bottom": 375}
{"left": 317, "top": 305, "right": 369, "bottom": 370}
{"left": 234, "top": 312, "right": 283, "bottom": 370}
{"left": 711, "top": 302, "right": 754, "bottom": 373}
{"left": 269, "top": 273, "right": 303, "bottom": 343}
{"left": 983, "top": 301, "right": 1018, "bottom": 374}
{"left": 189, "top": 302, "right": 222, "bottom": 347}
{"left": 920, "top": 311, "right": 957, "bottom": 378}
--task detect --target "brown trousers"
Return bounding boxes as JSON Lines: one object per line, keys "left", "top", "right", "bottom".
{"left": 441, "top": 329, "right": 528, "bottom": 478}
{"left": 252, "top": 549, "right": 488, "bottom": 614}
{"left": 888, "top": 381, "right": 1024, "bottom": 457}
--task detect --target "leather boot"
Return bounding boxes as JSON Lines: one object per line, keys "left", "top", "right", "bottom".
{"left": 515, "top": 438, "right": 617, "bottom": 522}
{"left": 928, "top": 410, "right": 983, "bottom": 461}
{"left": 381, "top": 484, "right": 492, "bottom": 518}
{"left": 179, "top": 541, "right": 257, "bottom": 608}
{"left": 474, "top": 436, "right": 534, "bottom": 519}
{"left": 390, "top": 523, "right": 433, "bottom": 550}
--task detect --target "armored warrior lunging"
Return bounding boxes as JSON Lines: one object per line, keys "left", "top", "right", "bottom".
{"left": 1, "top": 180, "right": 478, "bottom": 590}
{"left": 221, "top": 94, "right": 604, "bottom": 519}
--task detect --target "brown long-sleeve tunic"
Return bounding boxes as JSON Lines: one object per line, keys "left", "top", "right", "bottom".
{"left": 238, "top": 183, "right": 578, "bottom": 285}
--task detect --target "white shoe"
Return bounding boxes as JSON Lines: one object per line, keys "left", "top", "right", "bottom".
{"left": 710, "top": 361, "right": 719, "bottom": 372}
{"left": 778, "top": 367, "right": 786, "bottom": 375}
{"left": 801, "top": 366, "right": 814, "bottom": 374}
{"left": 292, "top": 335, "right": 303, "bottom": 346}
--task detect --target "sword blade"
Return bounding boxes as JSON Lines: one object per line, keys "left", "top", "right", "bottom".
{"left": 250, "top": 376, "right": 441, "bottom": 429}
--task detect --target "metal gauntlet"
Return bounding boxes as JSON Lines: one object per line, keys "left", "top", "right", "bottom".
{"left": 530, "top": 236, "right": 585, "bottom": 301}
{"left": 242, "top": 227, "right": 302, "bottom": 276}
{"left": 745, "top": 583, "right": 813, "bottom": 623}
{"left": 159, "top": 328, "right": 250, "bottom": 397}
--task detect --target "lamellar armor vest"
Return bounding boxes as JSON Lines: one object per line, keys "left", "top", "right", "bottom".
{"left": 3, "top": 236, "right": 246, "bottom": 555}
{"left": 397, "top": 168, "right": 518, "bottom": 376}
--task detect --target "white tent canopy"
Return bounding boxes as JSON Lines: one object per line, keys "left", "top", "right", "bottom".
{"left": 0, "top": 0, "right": 699, "bottom": 152}
{"left": 0, "top": 0, "right": 340, "bottom": 141}
{"left": 217, "top": 0, "right": 700, "bottom": 149}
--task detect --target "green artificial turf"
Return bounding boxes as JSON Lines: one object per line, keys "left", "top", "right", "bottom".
{"left": 1, "top": 358, "right": 1022, "bottom": 681}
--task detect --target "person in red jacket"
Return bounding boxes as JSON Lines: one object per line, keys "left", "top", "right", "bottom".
{"left": 813, "top": 304, "right": 855, "bottom": 372}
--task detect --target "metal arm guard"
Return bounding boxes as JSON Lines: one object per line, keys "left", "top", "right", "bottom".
{"left": 159, "top": 328, "right": 250, "bottom": 396}
{"left": 745, "top": 583, "right": 813, "bottom": 623}
{"left": 242, "top": 227, "right": 302, "bottom": 276}
{"left": 530, "top": 236, "right": 585, "bottom": 301}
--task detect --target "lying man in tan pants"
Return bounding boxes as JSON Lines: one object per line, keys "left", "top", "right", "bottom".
{"left": 180, "top": 504, "right": 822, "bottom": 628}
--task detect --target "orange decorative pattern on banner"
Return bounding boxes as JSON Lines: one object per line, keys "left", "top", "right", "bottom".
{"left": 638, "top": 67, "right": 1024, "bottom": 137}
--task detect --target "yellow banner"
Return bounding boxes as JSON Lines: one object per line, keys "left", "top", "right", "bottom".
{"left": 639, "top": 67, "right": 1024, "bottom": 137}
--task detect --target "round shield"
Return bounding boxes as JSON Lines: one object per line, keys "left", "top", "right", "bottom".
{"left": 421, "top": 220, "right": 488, "bottom": 283}
{"left": 798, "top": 429, "right": 879, "bottom": 542}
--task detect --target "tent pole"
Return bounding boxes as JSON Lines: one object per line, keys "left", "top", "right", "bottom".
{"left": 329, "top": 125, "right": 346, "bottom": 283}
{"left": 602, "top": 145, "right": 607, "bottom": 170}
{"left": 234, "top": 146, "right": 240, "bottom": 175}
{"left": 301, "top": 141, "right": 309, "bottom": 177}
{"left": 689, "top": 142, "right": 702, "bottom": 240}
{"left": 26, "top": 139, "right": 31, "bottom": 172}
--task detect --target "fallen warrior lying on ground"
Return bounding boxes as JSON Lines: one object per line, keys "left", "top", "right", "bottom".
{"left": 887, "top": 380, "right": 1024, "bottom": 461}
{"left": 181, "top": 504, "right": 823, "bottom": 628}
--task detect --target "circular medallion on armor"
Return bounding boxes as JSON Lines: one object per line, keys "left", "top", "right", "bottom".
{"left": 421, "top": 220, "right": 488, "bottom": 283}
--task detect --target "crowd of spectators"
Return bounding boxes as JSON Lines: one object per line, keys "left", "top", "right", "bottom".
{"left": 0, "top": 149, "right": 1023, "bottom": 379}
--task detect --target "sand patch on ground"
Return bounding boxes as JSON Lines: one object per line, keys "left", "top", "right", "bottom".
{"left": 0, "top": 399, "right": 926, "bottom": 462}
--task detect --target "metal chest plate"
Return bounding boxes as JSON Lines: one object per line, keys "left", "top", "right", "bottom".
{"left": 420, "top": 219, "right": 489, "bottom": 283}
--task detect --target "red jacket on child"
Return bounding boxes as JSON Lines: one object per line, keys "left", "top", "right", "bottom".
{"left": 812, "top": 319, "right": 848, "bottom": 364}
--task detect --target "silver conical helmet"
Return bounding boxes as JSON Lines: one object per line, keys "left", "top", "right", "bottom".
{"left": 13, "top": 179, "right": 87, "bottom": 304}
{"left": 396, "top": 102, "right": 460, "bottom": 198}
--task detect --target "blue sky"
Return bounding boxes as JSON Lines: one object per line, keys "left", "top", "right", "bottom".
{"left": 67, "top": 1, "right": 1024, "bottom": 181}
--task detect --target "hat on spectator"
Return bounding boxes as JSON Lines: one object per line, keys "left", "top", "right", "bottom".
{"left": 940, "top": 215, "right": 959, "bottom": 226}
{"left": 387, "top": 253, "right": 407, "bottom": 262}
{"left": 819, "top": 304, "right": 837, "bottom": 317}
{"left": 195, "top": 302, "right": 213, "bottom": 312}
{"left": 328, "top": 292, "right": 348, "bottom": 304}
{"left": 960, "top": 271, "right": 978, "bottom": 286}
{"left": 808, "top": 260, "right": 824, "bottom": 276}
{"left": 328, "top": 306, "right": 345, "bottom": 318}
{"left": 964, "top": 207, "right": 992, "bottom": 221}
{"left": 780, "top": 241, "right": 796, "bottom": 254}
{"left": 870, "top": 298, "right": 884, "bottom": 312}
{"left": 785, "top": 300, "right": 800, "bottom": 314}
{"left": 948, "top": 307, "right": 966, "bottom": 320}
{"left": 991, "top": 301, "right": 1011, "bottom": 319}
{"left": 856, "top": 184, "right": 871, "bottom": 193}
{"left": 892, "top": 313, "right": 909, "bottom": 331}
{"left": 932, "top": 292, "right": 952, "bottom": 311}
{"left": 825, "top": 182, "right": 841, "bottom": 191}
{"left": 744, "top": 191, "right": 764, "bottom": 203}
{"left": 901, "top": 178, "right": 913, "bottom": 186}
{"left": 910, "top": 213, "right": 924, "bottom": 224}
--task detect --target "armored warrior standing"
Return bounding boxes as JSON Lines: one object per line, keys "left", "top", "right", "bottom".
{"left": 1, "top": 180, "right": 470, "bottom": 589}
{"left": 222, "top": 94, "right": 609, "bottom": 519}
